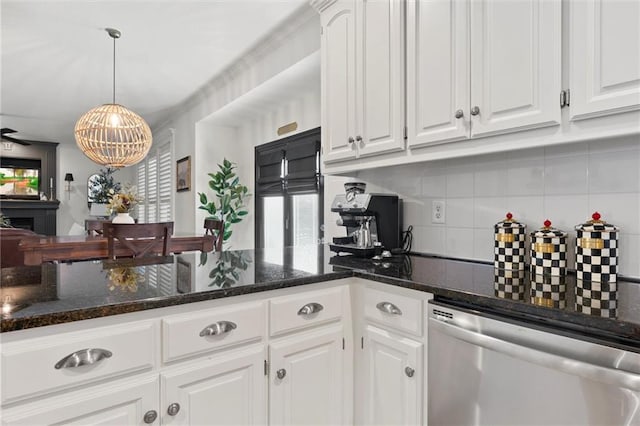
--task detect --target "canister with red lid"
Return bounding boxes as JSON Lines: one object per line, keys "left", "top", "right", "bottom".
{"left": 494, "top": 212, "right": 526, "bottom": 270}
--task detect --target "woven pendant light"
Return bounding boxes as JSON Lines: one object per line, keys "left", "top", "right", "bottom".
{"left": 75, "top": 28, "right": 152, "bottom": 169}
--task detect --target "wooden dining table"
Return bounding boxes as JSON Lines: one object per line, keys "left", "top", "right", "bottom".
{"left": 18, "top": 234, "right": 215, "bottom": 265}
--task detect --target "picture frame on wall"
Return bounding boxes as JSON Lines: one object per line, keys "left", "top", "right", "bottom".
{"left": 176, "top": 156, "right": 191, "bottom": 192}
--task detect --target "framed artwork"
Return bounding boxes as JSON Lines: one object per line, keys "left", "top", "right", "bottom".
{"left": 176, "top": 156, "right": 191, "bottom": 192}
{"left": 176, "top": 257, "right": 192, "bottom": 294}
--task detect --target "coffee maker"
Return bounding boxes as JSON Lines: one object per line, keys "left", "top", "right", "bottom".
{"left": 330, "top": 183, "right": 401, "bottom": 257}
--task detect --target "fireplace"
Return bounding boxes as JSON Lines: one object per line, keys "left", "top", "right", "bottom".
{"left": 1, "top": 200, "right": 59, "bottom": 235}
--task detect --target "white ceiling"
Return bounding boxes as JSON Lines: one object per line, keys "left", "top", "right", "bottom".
{"left": 0, "top": 0, "right": 308, "bottom": 144}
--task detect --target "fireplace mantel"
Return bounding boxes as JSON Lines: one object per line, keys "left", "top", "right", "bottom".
{"left": 1, "top": 199, "right": 60, "bottom": 235}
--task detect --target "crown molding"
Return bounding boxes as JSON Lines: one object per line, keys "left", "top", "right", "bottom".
{"left": 309, "top": 0, "right": 338, "bottom": 13}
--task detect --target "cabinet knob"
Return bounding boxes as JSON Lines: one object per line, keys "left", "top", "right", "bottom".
{"left": 54, "top": 348, "right": 112, "bottom": 369}
{"left": 143, "top": 410, "right": 158, "bottom": 424}
{"left": 348, "top": 136, "right": 355, "bottom": 144}
{"left": 455, "top": 109, "right": 464, "bottom": 119}
{"left": 470, "top": 106, "right": 480, "bottom": 116}
{"left": 167, "top": 403, "right": 181, "bottom": 416}
{"left": 405, "top": 366, "right": 415, "bottom": 378}
{"left": 355, "top": 135, "right": 363, "bottom": 143}
{"left": 276, "top": 368, "right": 287, "bottom": 380}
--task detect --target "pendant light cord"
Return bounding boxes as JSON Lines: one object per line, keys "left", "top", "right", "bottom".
{"left": 112, "top": 34, "right": 116, "bottom": 104}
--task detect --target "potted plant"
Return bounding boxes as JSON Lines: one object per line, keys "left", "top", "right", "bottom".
{"left": 89, "top": 167, "right": 121, "bottom": 217}
{"left": 198, "top": 159, "right": 250, "bottom": 246}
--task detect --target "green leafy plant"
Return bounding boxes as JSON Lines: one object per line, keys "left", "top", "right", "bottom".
{"left": 198, "top": 159, "right": 250, "bottom": 244}
{"left": 207, "top": 251, "right": 252, "bottom": 288}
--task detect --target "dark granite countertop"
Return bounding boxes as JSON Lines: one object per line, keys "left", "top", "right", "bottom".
{"left": 1, "top": 245, "right": 639, "bottom": 351}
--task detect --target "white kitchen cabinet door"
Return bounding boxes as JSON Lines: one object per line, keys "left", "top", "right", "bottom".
{"left": 470, "top": 0, "right": 561, "bottom": 137}
{"left": 1, "top": 376, "right": 159, "bottom": 426}
{"left": 570, "top": 0, "right": 640, "bottom": 120}
{"left": 321, "top": 0, "right": 358, "bottom": 163}
{"left": 361, "top": 325, "right": 422, "bottom": 426}
{"left": 161, "top": 345, "right": 266, "bottom": 426}
{"left": 407, "top": 0, "right": 470, "bottom": 148}
{"left": 356, "top": 0, "right": 406, "bottom": 158}
{"left": 270, "top": 325, "right": 345, "bottom": 425}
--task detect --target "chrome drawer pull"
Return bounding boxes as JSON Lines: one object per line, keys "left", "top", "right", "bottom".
{"left": 376, "top": 301, "right": 402, "bottom": 315}
{"left": 199, "top": 320, "right": 237, "bottom": 337}
{"left": 54, "top": 348, "right": 112, "bottom": 369}
{"left": 405, "top": 366, "right": 415, "bottom": 378}
{"left": 167, "top": 403, "right": 181, "bottom": 416}
{"left": 143, "top": 410, "right": 158, "bottom": 424}
{"left": 297, "top": 302, "right": 324, "bottom": 316}
{"left": 276, "top": 368, "right": 287, "bottom": 380}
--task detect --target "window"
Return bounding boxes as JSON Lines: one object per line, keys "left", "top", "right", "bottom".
{"left": 255, "top": 128, "right": 323, "bottom": 272}
{"left": 137, "top": 142, "right": 172, "bottom": 223}
{"left": 136, "top": 141, "right": 173, "bottom": 291}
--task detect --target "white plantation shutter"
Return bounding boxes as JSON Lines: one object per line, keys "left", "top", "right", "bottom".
{"left": 136, "top": 142, "right": 172, "bottom": 224}
{"left": 158, "top": 145, "right": 172, "bottom": 222}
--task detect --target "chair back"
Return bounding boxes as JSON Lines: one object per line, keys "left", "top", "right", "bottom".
{"left": 203, "top": 218, "right": 224, "bottom": 251}
{"left": 103, "top": 222, "right": 174, "bottom": 259}
{"left": 85, "top": 219, "right": 107, "bottom": 236}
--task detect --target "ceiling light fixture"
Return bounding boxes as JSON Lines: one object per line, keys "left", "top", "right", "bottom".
{"left": 74, "top": 28, "right": 152, "bottom": 169}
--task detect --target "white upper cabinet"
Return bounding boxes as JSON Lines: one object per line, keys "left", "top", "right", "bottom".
{"left": 408, "top": 0, "right": 562, "bottom": 148}
{"left": 356, "top": 0, "right": 406, "bottom": 158}
{"left": 321, "top": 0, "right": 358, "bottom": 163}
{"left": 570, "top": 0, "right": 640, "bottom": 120}
{"left": 407, "top": 0, "right": 470, "bottom": 147}
{"left": 470, "top": 0, "right": 562, "bottom": 137}
{"left": 319, "top": 0, "right": 405, "bottom": 163}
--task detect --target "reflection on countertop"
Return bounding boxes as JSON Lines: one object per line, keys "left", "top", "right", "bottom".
{"left": 1, "top": 245, "right": 639, "bottom": 349}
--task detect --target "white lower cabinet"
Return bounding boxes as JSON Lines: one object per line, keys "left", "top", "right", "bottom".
{"left": 269, "top": 325, "right": 346, "bottom": 426}
{"left": 161, "top": 345, "right": 267, "bottom": 426}
{"left": 1, "top": 375, "right": 159, "bottom": 425}
{"left": 361, "top": 325, "right": 423, "bottom": 426}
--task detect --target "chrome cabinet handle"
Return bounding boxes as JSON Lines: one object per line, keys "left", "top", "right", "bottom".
{"left": 276, "top": 368, "right": 287, "bottom": 380}
{"left": 376, "top": 301, "right": 402, "bottom": 315}
{"left": 470, "top": 106, "right": 480, "bottom": 116}
{"left": 199, "top": 320, "right": 237, "bottom": 337}
{"left": 54, "top": 348, "right": 112, "bottom": 369}
{"left": 167, "top": 403, "right": 180, "bottom": 416}
{"left": 455, "top": 109, "right": 464, "bottom": 119}
{"left": 297, "top": 302, "right": 324, "bottom": 316}
{"left": 143, "top": 410, "right": 158, "bottom": 424}
{"left": 348, "top": 136, "right": 355, "bottom": 144}
{"left": 405, "top": 366, "right": 415, "bottom": 378}
{"left": 355, "top": 135, "right": 363, "bottom": 143}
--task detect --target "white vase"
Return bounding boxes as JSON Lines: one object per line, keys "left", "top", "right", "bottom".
{"left": 112, "top": 212, "right": 135, "bottom": 224}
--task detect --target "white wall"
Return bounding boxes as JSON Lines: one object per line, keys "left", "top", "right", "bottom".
{"left": 153, "top": 7, "right": 320, "bottom": 241}
{"left": 56, "top": 144, "right": 134, "bottom": 235}
{"left": 355, "top": 135, "right": 640, "bottom": 279}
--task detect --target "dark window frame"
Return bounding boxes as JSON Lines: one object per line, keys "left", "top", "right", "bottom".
{"left": 255, "top": 127, "right": 324, "bottom": 250}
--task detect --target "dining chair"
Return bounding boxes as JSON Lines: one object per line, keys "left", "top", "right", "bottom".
{"left": 203, "top": 218, "right": 224, "bottom": 252}
{"left": 103, "top": 222, "right": 174, "bottom": 259}
{"left": 85, "top": 219, "right": 107, "bottom": 236}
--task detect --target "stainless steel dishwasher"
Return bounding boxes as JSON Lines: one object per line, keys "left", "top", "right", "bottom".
{"left": 428, "top": 301, "right": 640, "bottom": 425}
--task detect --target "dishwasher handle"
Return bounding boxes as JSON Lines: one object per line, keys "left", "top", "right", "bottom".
{"left": 430, "top": 317, "right": 640, "bottom": 392}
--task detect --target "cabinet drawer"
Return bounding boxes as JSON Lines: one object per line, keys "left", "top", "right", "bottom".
{"left": 162, "top": 301, "right": 265, "bottom": 363}
{"left": 364, "top": 287, "right": 423, "bottom": 336}
{"left": 270, "top": 287, "right": 344, "bottom": 336}
{"left": 1, "top": 321, "right": 157, "bottom": 405}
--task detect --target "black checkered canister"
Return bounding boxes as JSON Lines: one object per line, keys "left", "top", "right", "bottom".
{"left": 530, "top": 220, "right": 567, "bottom": 277}
{"left": 575, "top": 212, "right": 619, "bottom": 283}
{"left": 494, "top": 268, "right": 526, "bottom": 301}
{"left": 494, "top": 212, "right": 526, "bottom": 270}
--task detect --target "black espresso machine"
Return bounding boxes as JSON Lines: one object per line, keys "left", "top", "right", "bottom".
{"left": 329, "top": 184, "right": 401, "bottom": 257}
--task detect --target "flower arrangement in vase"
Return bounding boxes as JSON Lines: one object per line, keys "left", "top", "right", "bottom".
{"left": 107, "top": 185, "right": 142, "bottom": 223}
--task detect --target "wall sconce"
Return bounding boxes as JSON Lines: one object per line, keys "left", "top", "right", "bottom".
{"left": 64, "top": 173, "right": 74, "bottom": 199}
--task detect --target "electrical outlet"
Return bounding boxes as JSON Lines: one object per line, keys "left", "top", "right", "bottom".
{"left": 432, "top": 200, "right": 445, "bottom": 224}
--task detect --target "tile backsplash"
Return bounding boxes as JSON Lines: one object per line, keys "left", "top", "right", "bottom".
{"left": 356, "top": 135, "right": 640, "bottom": 279}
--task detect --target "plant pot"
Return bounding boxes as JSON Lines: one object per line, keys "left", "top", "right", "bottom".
{"left": 112, "top": 212, "right": 135, "bottom": 224}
